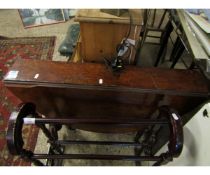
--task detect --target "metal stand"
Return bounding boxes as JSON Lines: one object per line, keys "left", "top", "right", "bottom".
{"left": 6, "top": 102, "right": 183, "bottom": 166}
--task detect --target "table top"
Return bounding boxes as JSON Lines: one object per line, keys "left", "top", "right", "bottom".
{"left": 3, "top": 58, "right": 209, "bottom": 97}
{"left": 75, "top": 9, "right": 143, "bottom": 25}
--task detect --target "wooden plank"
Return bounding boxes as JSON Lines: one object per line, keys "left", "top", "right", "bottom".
{"left": 71, "top": 34, "right": 82, "bottom": 63}
{"left": 4, "top": 59, "right": 209, "bottom": 96}
{"left": 80, "top": 23, "right": 141, "bottom": 63}
{"left": 75, "top": 9, "right": 143, "bottom": 25}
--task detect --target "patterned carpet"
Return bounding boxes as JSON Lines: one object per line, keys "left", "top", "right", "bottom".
{"left": 0, "top": 36, "right": 56, "bottom": 165}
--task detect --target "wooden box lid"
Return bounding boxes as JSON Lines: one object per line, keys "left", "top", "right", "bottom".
{"left": 75, "top": 9, "right": 143, "bottom": 25}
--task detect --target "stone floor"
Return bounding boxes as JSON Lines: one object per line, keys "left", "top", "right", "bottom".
{"left": 0, "top": 9, "right": 192, "bottom": 166}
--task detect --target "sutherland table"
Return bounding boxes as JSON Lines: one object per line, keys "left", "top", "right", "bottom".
{"left": 3, "top": 58, "right": 209, "bottom": 133}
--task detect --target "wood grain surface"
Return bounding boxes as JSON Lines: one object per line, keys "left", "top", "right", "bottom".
{"left": 3, "top": 59, "right": 209, "bottom": 132}
{"left": 75, "top": 9, "right": 143, "bottom": 25}
{"left": 4, "top": 59, "right": 208, "bottom": 96}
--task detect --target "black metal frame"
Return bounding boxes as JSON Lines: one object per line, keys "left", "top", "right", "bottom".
{"left": 6, "top": 102, "right": 183, "bottom": 166}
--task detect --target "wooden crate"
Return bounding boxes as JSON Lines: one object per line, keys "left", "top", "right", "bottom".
{"left": 75, "top": 9, "right": 143, "bottom": 64}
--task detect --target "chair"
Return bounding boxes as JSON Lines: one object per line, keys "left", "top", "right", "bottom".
{"left": 135, "top": 9, "right": 173, "bottom": 67}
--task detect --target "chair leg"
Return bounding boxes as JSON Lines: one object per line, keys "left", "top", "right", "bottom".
{"left": 189, "top": 61, "right": 195, "bottom": 69}
{"left": 154, "top": 21, "right": 173, "bottom": 67}
{"left": 169, "top": 37, "right": 180, "bottom": 61}
{"left": 134, "top": 29, "right": 148, "bottom": 65}
{"left": 170, "top": 39, "right": 185, "bottom": 69}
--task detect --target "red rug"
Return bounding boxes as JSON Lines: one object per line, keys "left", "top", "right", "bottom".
{"left": 0, "top": 36, "right": 56, "bottom": 165}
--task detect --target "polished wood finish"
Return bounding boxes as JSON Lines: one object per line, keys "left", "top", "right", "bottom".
{"left": 75, "top": 9, "right": 142, "bottom": 63}
{"left": 3, "top": 59, "right": 209, "bottom": 132}
{"left": 6, "top": 103, "right": 183, "bottom": 166}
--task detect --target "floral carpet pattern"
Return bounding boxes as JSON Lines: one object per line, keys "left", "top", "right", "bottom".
{"left": 0, "top": 36, "right": 56, "bottom": 165}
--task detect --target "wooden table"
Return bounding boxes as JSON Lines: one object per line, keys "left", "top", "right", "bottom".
{"left": 3, "top": 59, "right": 209, "bottom": 133}
{"left": 74, "top": 9, "right": 143, "bottom": 64}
